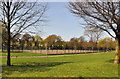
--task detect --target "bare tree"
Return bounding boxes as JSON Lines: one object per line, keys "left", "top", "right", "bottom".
{"left": 78, "top": 36, "right": 85, "bottom": 43}
{"left": 68, "top": 1, "right": 120, "bottom": 64}
{"left": 0, "top": 0, "right": 48, "bottom": 66}
{"left": 84, "top": 28, "right": 103, "bottom": 42}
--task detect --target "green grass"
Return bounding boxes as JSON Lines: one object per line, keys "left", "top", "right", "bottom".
{"left": 1, "top": 52, "right": 46, "bottom": 56}
{"left": 2, "top": 52, "right": 118, "bottom": 77}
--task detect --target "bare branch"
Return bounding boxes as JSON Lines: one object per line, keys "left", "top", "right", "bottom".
{"left": 68, "top": 1, "right": 119, "bottom": 39}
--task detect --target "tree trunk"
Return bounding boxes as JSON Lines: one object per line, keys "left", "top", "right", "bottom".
{"left": 2, "top": 44, "right": 4, "bottom": 52}
{"left": 114, "top": 37, "right": 120, "bottom": 64}
{"left": 7, "top": 26, "right": 11, "bottom": 66}
{"left": 7, "top": 2, "right": 11, "bottom": 66}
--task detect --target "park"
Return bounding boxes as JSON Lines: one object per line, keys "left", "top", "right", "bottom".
{"left": 0, "top": 0, "right": 120, "bottom": 78}
{"left": 1, "top": 51, "right": 118, "bottom": 77}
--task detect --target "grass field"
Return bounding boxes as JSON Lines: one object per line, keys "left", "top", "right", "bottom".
{"left": 2, "top": 51, "right": 118, "bottom": 77}
{"left": 1, "top": 52, "right": 46, "bottom": 56}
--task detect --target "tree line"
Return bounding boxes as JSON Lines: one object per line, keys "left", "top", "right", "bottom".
{"left": 1, "top": 1, "right": 120, "bottom": 65}
{"left": 2, "top": 33, "right": 116, "bottom": 51}
{"left": 68, "top": 1, "right": 120, "bottom": 64}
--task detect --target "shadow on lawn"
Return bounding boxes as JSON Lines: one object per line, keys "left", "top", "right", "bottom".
{"left": 2, "top": 62, "right": 71, "bottom": 76}
{"left": 2, "top": 51, "right": 24, "bottom": 53}
{"left": 2, "top": 77, "right": 118, "bottom": 79}
{"left": 106, "top": 59, "right": 114, "bottom": 63}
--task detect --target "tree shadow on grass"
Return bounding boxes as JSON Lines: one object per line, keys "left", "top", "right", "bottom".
{"left": 106, "top": 59, "right": 114, "bottom": 63}
{"left": 2, "top": 62, "right": 72, "bottom": 76}
{"left": 2, "top": 77, "right": 117, "bottom": 79}
{"left": 2, "top": 51, "right": 23, "bottom": 53}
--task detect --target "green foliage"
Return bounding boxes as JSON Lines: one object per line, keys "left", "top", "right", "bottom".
{"left": 44, "top": 34, "right": 63, "bottom": 47}
{"left": 2, "top": 32, "right": 116, "bottom": 51}
{"left": 97, "top": 37, "right": 115, "bottom": 49}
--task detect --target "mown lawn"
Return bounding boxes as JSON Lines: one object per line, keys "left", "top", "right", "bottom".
{"left": 2, "top": 52, "right": 118, "bottom": 77}
{"left": 1, "top": 52, "right": 46, "bottom": 56}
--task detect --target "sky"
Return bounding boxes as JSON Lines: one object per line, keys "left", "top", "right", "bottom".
{"left": 39, "top": 2, "right": 110, "bottom": 41}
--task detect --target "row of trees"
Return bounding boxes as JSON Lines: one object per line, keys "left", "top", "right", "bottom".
{"left": 0, "top": 1, "right": 48, "bottom": 66}
{"left": 1, "top": 1, "right": 120, "bottom": 66}
{"left": 68, "top": 1, "right": 120, "bottom": 64}
{"left": 2, "top": 33, "right": 116, "bottom": 51}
